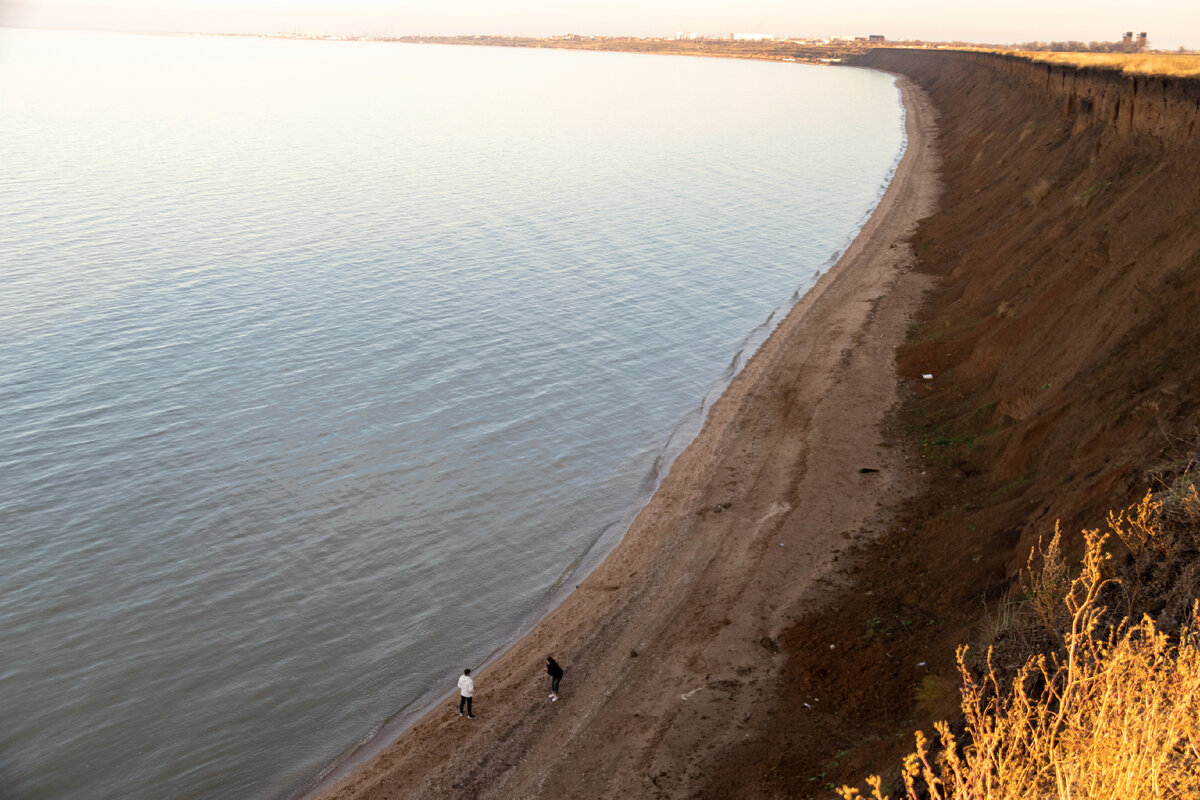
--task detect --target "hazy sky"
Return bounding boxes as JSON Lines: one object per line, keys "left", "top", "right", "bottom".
{"left": 3, "top": 0, "right": 1198, "bottom": 50}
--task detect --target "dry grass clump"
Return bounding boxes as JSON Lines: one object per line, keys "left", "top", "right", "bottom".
{"left": 1014, "top": 51, "right": 1200, "bottom": 77}
{"left": 840, "top": 488, "right": 1200, "bottom": 800}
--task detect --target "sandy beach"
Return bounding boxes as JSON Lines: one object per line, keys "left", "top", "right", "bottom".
{"left": 311, "top": 74, "right": 939, "bottom": 799}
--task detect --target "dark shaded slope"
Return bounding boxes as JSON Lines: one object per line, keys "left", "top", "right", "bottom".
{"left": 699, "top": 49, "right": 1200, "bottom": 799}
{"left": 878, "top": 49, "right": 1200, "bottom": 567}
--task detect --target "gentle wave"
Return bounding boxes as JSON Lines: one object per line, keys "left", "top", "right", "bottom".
{"left": 0, "top": 29, "right": 904, "bottom": 800}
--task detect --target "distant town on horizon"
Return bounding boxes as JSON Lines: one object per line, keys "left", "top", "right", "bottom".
{"left": 226, "top": 27, "right": 1192, "bottom": 56}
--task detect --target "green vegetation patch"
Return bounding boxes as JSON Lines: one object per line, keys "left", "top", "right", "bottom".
{"left": 1073, "top": 178, "right": 1112, "bottom": 206}
{"left": 988, "top": 472, "right": 1038, "bottom": 499}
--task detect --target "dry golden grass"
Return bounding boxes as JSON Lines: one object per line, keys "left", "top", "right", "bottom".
{"left": 840, "top": 492, "right": 1200, "bottom": 800}
{"left": 1014, "top": 51, "right": 1200, "bottom": 77}
{"left": 1025, "top": 524, "right": 1070, "bottom": 637}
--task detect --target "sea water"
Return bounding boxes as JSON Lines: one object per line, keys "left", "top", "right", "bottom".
{"left": 0, "top": 29, "right": 904, "bottom": 799}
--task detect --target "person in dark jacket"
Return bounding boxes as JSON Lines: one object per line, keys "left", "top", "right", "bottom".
{"left": 546, "top": 656, "right": 564, "bottom": 701}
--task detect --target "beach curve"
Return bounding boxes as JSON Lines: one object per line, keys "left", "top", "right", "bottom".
{"left": 307, "top": 72, "right": 940, "bottom": 800}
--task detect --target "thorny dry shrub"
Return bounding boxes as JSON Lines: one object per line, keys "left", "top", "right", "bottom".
{"left": 1026, "top": 525, "right": 1070, "bottom": 637}
{"left": 840, "top": 487, "right": 1200, "bottom": 800}
{"left": 1109, "top": 487, "right": 1200, "bottom": 636}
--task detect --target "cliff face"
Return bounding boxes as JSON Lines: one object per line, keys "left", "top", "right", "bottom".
{"left": 868, "top": 49, "right": 1200, "bottom": 139}
{"left": 701, "top": 51, "right": 1200, "bottom": 796}
{"left": 857, "top": 49, "right": 1200, "bottom": 566}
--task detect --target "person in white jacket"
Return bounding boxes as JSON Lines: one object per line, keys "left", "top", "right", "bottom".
{"left": 458, "top": 669, "right": 476, "bottom": 718}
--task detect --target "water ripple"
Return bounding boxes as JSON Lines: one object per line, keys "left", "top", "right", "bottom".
{"left": 0, "top": 29, "right": 904, "bottom": 800}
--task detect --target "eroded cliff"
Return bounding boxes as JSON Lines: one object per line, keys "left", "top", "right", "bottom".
{"left": 867, "top": 48, "right": 1200, "bottom": 564}
{"left": 700, "top": 49, "right": 1200, "bottom": 798}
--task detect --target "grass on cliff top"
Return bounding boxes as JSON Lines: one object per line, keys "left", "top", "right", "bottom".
{"left": 840, "top": 485, "right": 1200, "bottom": 800}
{"left": 1014, "top": 51, "right": 1200, "bottom": 77}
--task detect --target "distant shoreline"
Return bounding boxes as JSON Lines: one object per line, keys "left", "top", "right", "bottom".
{"left": 330, "top": 35, "right": 873, "bottom": 66}
{"left": 156, "top": 29, "right": 880, "bottom": 66}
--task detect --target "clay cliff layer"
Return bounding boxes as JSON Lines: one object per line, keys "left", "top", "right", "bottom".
{"left": 898, "top": 49, "right": 1200, "bottom": 138}
{"left": 863, "top": 48, "right": 1200, "bottom": 560}
{"left": 699, "top": 48, "right": 1200, "bottom": 797}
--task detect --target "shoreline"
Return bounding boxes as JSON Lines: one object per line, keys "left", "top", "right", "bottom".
{"left": 295, "top": 85, "right": 908, "bottom": 797}
{"left": 310, "top": 73, "right": 939, "bottom": 800}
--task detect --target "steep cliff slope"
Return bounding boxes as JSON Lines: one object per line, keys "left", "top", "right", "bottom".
{"left": 700, "top": 49, "right": 1200, "bottom": 798}
{"left": 880, "top": 49, "right": 1200, "bottom": 566}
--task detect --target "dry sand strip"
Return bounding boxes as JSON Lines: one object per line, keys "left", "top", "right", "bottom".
{"left": 311, "top": 75, "right": 939, "bottom": 800}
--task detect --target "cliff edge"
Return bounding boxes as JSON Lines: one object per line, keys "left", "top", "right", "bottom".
{"left": 697, "top": 49, "right": 1200, "bottom": 797}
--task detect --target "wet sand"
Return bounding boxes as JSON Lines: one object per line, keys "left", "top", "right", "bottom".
{"left": 311, "top": 74, "right": 939, "bottom": 799}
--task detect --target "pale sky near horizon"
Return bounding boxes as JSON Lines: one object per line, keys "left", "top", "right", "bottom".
{"left": 2, "top": 0, "right": 1198, "bottom": 50}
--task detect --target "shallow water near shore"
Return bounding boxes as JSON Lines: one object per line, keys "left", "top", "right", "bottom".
{"left": 0, "top": 29, "right": 903, "bottom": 799}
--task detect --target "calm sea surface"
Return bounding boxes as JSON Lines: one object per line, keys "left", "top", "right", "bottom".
{"left": 0, "top": 29, "right": 904, "bottom": 799}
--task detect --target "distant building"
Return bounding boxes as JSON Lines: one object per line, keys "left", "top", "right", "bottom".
{"left": 675, "top": 31, "right": 700, "bottom": 40}
{"left": 732, "top": 33, "right": 777, "bottom": 41}
{"left": 1123, "top": 31, "right": 1134, "bottom": 45}
{"left": 869, "top": 34, "right": 886, "bottom": 42}
{"left": 1137, "top": 32, "right": 1148, "bottom": 50}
